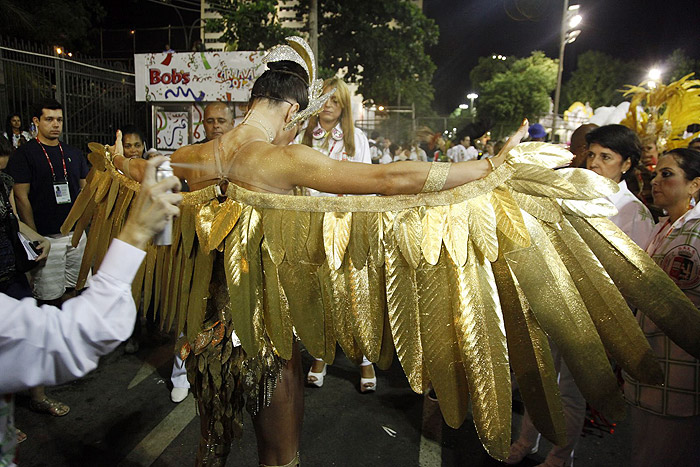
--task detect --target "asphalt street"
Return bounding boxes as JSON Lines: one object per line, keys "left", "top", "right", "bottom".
{"left": 13, "top": 335, "right": 632, "bottom": 466}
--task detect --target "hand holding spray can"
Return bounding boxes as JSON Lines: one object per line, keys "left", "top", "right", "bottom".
{"left": 154, "top": 159, "right": 174, "bottom": 246}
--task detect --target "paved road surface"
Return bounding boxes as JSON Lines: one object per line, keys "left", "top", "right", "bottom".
{"left": 13, "top": 337, "right": 632, "bottom": 466}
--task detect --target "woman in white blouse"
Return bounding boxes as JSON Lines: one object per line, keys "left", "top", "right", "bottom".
{"left": 585, "top": 124, "right": 655, "bottom": 248}
{"left": 623, "top": 147, "right": 700, "bottom": 466}
{"left": 297, "top": 77, "right": 377, "bottom": 392}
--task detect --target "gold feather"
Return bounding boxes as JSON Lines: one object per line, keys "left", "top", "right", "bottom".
{"left": 348, "top": 211, "right": 370, "bottom": 269}
{"left": 452, "top": 243, "right": 512, "bottom": 460}
{"left": 77, "top": 201, "right": 107, "bottom": 289}
{"left": 421, "top": 206, "right": 446, "bottom": 265}
{"left": 105, "top": 177, "right": 120, "bottom": 217}
{"left": 559, "top": 198, "right": 618, "bottom": 218}
{"left": 176, "top": 243, "right": 196, "bottom": 336}
{"left": 306, "top": 212, "right": 326, "bottom": 264}
{"left": 368, "top": 212, "right": 385, "bottom": 267}
{"left": 507, "top": 163, "right": 580, "bottom": 199}
{"left": 225, "top": 206, "right": 265, "bottom": 356}
{"left": 262, "top": 208, "right": 286, "bottom": 265}
{"left": 280, "top": 260, "right": 330, "bottom": 360}
{"left": 142, "top": 243, "right": 157, "bottom": 316}
{"left": 325, "top": 260, "right": 363, "bottom": 364}
{"left": 209, "top": 200, "right": 242, "bottom": 252}
{"left": 504, "top": 213, "right": 626, "bottom": 419}
{"left": 510, "top": 191, "right": 562, "bottom": 224}
{"left": 417, "top": 253, "right": 469, "bottom": 429}
{"left": 555, "top": 168, "right": 620, "bottom": 199}
{"left": 444, "top": 202, "right": 470, "bottom": 266}
{"left": 468, "top": 195, "right": 499, "bottom": 262}
{"left": 72, "top": 197, "right": 97, "bottom": 248}
{"left": 281, "top": 210, "right": 310, "bottom": 263}
{"left": 131, "top": 259, "right": 146, "bottom": 311}
{"left": 544, "top": 219, "right": 663, "bottom": 384}
{"left": 195, "top": 200, "right": 217, "bottom": 253}
{"left": 507, "top": 142, "right": 573, "bottom": 168}
{"left": 93, "top": 172, "right": 112, "bottom": 204}
{"left": 347, "top": 260, "right": 383, "bottom": 362}
{"left": 261, "top": 244, "right": 293, "bottom": 360}
{"left": 186, "top": 243, "right": 215, "bottom": 346}
{"left": 323, "top": 211, "right": 352, "bottom": 270}
{"left": 394, "top": 208, "right": 423, "bottom": 269}
{"left": 376, "top": 298, "right": 395, "bottom": 371}
{"left": 180, "top": 206, "right": 196, "bottom": 258}
{"left": 383, "top": 212, "right": 425, "bottom": 393}
{"left": 491, "top": 254, "right": 566, "bottom": 447}
{"left": 491, "top": 187, "right": 530, "bottom": 248}
{"left": 109, "top": 186, "right": 134, "bottom": 239}
{"left": 571, "top": 216, "right": 700, "bottom": 360}
{"left": 60, "top": 171, "right": 99, "bottom": 235}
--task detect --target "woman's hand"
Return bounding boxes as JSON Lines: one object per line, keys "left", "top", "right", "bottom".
{"left": 490, "top": 119, "right": 529, "bottom": 169}
{"left": 108, "top": 130, "right": 124, "bottom": 159}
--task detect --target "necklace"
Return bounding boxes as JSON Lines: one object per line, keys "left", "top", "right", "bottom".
{"left": 241, "top": 113, "right": 274, "bottom": 143}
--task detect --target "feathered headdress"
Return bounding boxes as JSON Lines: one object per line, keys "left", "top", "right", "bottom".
{"left": 262, "top": 36, "right": 336, "bottom": 131}
{"left": 620, "top": 73, "right": 700, "bottom": 151}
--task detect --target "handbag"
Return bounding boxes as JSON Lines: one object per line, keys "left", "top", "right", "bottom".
{"left": 0, "top": 184, "right": 37, "bottom": 273}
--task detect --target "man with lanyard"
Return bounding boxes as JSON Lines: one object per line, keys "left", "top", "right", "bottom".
{"left": 6, "top": 98, "right": 88, "bottom": 419}
{"left": 8, "top": 99, "right": 88, "bottom": 307}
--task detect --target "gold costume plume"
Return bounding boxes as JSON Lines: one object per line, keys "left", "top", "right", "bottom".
{"left": 62, "top": 142, "right": 700, "bottom": 461}
{"left": 620, "top": 73, "right": 700, "bottom": 151}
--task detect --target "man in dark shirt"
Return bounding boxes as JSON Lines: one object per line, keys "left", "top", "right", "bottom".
{"left": 7, "top": 98, "right": 88, "bottom": 305}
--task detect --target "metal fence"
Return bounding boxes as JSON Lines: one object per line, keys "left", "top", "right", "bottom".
{"left": 0, "top": 37, "right": 146, "bottom": 151}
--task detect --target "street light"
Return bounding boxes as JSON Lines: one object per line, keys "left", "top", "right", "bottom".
{"left": 647, "top": 67, "right": 662, "bottom": 89}
{"left": 552, "top": 2, "right": 582, "bottom": 133}
{"left": 467, "top": 92, "right": 478, "bottom": 113}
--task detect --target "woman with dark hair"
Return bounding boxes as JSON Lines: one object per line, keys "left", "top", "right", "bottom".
{"left": 585, "top": 124, "right": 655, "bottom": 247}
{"left": 120, "top": 124, "right": 147, "bottom": 159}
{"left": 3, "top": 113, "right": 31, "bottom": 149}
{"left": 623, "top": 147, "right": 700, "bottom": 466}
{"left": 105, "top": 37, "right": 512, "bottom": 466}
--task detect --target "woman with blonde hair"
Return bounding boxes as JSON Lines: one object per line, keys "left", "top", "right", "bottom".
{"left": 297, "top": 77, "right": 377, "bottom": 391}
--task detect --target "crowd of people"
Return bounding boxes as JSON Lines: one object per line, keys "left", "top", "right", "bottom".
{"left": 1, "top": 45, "right": 700, "bottom": 467}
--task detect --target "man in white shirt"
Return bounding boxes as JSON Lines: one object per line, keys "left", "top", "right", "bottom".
{"left": 0, "top": 157, "right": 182, "bottom": 466}
{"left": 449, "top": 135, "right": 478, "bottom": 162}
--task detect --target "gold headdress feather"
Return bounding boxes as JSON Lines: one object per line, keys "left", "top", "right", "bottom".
{"left": 262, "top": 36, "right": 336, "bottom": 131}
{"left": 620, "top": 73, "right": 700, "bottom": 151}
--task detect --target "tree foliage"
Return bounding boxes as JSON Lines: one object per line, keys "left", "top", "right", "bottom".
{"left": 476, "top": 51, "right": 557, "bottom": 133}
{"left": 304, "top": 0, "right": 439, "bottom": 113}
{"left": 667, "top": 48, "right": 699, "bottom": 82}
{"left": 469, "top": 55, "right": 515, "bottom": 91}
{"left": 561, "top": 51, "right": 636, "bottom": 111}
{"left": 205, "top": 0, "right": 297, "bottom": 51}
{"left": 0, "top": 0, "right": 105, "bottom": 53}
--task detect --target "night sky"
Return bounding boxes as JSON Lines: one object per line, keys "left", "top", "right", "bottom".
{"left": 101, "top": 0, "right": 699, "bottom": 113}
{"left": 423, "top": 0, "right": 700, "bottom": 113}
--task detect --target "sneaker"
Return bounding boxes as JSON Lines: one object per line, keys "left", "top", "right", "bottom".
{"left": 171, "top": 387, "right": 189, "bottom": 403}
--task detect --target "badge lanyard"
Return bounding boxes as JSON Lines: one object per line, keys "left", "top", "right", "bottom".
{"left": 36, "top": 138, "right": 72, "bottom": 204}
{"left": 36, "top": 138, "right": 68, "bottom": 183}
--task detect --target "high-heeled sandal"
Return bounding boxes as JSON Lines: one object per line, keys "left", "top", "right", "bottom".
{"left": 360, "top": 364, "right": 377, "bottom": 393}
{"left": 306, "top": 363, "right": 327, "bottom": 387}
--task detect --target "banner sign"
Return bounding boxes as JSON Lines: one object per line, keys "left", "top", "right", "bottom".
{"left": 135, "top": 51, "right": 266, "bottom": 102}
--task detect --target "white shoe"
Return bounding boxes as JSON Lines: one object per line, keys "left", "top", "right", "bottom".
{"left": 171, "top": 387, "right": 189, "bottom": 403}
{"left": 306, "top": 363, "right": 327, "bottom": 387}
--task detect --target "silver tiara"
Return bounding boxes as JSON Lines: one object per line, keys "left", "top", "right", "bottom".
{"left": 262, "top": 36, "right": 336, "bottom": 131}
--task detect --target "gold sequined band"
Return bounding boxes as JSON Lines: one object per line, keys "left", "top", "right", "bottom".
{"left": 421, "top": 162, "right": 451, "bottom": 193}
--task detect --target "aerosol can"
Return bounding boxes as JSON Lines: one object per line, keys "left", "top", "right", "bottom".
{"left": 154, "top": 159, "right": 173, "bottom": 246}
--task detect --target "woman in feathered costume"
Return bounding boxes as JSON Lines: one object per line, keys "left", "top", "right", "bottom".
{"left": 64, "top": 38, "right": 700, "bottom": 466}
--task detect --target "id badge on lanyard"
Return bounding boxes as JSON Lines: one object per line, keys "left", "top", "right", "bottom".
{"left": 37, "top": 138, "right": 72, "bottom": 205}
{"left": 53, "top": 182, "right": 71, "bottom": 204}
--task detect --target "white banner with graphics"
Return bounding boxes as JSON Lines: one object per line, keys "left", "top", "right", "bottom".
{"left": 135, "top": 51, "right": 266, "bottom": 102}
